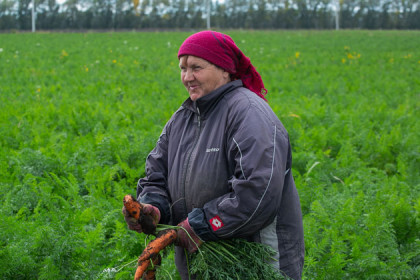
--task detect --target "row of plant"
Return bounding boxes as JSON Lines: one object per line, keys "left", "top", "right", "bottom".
{"left": 0, "top": 30, "right": 419, "bottom": 279}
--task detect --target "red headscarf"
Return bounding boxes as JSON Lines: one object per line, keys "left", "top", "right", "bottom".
{"left": 178, "top": 31, "right": 267, "bottom": 101}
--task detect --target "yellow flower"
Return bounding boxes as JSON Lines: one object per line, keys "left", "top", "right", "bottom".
{"left": 295, "top": 52, "right": 300, "bottom": 59}
{"left": 36, "top": 88, "right": 41, "bottom": 93}
{"left": 346, "top": 52, "right": 360, "bottom": 60}
{"left": 112, "top": 59, "right": 117, "bottom": 63}
{"left": 342, "top": 58, "right": 346, "bottom": 64}
{"left": 60, "top": 50, "right": 69, "bottom": 59}
{"left": 288, "top": 113, "right": 301, "bottom": 118}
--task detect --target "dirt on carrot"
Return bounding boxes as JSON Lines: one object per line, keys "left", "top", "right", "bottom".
{"left": 123, "top": 195, "right": 158, "bottom": 235}
{"left": 141, "top": 254, "right": 162, "bottom": 280}
{"left": 123, "top": 195, "right": 142, "bottom": 220}
{"left": 135, "top": 229, "right": 177, "bottom": 280}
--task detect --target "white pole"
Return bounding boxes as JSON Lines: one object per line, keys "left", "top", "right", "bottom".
{"left": 206, "top": 0, "right": 210, "bottom": 29}
{"left": 335, "top": 0, "right": 339, "bottom": 30}
{"left": 32, "top": 0, "right": 36, "bottom": 32}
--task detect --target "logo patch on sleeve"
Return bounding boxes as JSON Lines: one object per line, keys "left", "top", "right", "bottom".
{"left": 210, "top": 215, "right": 224, "bottom": 231}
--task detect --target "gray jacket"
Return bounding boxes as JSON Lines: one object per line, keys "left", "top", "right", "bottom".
{"left": 138, "top": 80, "right": 304, "bottom": 279}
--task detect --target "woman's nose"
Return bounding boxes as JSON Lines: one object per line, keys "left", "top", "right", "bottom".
{"left": 183, "top": 69, "right": 194, "bottom": 81}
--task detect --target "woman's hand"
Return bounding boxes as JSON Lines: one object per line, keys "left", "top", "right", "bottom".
{"left": 122, "top": 202, "right": 161, "bottom": 234}
{"left": 176, "top": 218, "right": 203, "bottom": 253}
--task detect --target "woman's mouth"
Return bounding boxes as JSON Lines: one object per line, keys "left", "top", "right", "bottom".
{"left": 187, "top": 83, "right": 200, "bottom": 91}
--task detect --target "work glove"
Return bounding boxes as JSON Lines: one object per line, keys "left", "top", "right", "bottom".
{"left": 122, "top": 203, "right": 161, "bottom": 235}
{"left": 176, "top": 218, "right": 203, "bottom": 253}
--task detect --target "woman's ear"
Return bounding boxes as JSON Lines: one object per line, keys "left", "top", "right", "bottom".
{"left": 223, "top": 70, "right": 231, "bottom": 81}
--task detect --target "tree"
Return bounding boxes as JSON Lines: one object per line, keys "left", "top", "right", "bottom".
{"left": 0, "top": 0, "right": 17, "bottom": 29}
{"left": 37, "top": 0, "right": 61, "bottom": 29}
{"left": 63, "top": 0, "right": 81, "bottom": 28}
{"left": 1, "top": 0, "right": 420, "bottom": 30}
{"left": 361, "top": 0, "right": 381, "bottom": 29}
{"left": 392, "top": 0, "right": 418, "bottom": 28}
{"left": 18, "top": 0, "right": 32, "bottom": 29}
{"left": 340, "top": 0, "right": 359, "bottom": 28}
{"left": 379, "top": 0, "right": 393, "bottom": 28}
{"left": 90, "top": 0, "right": 115, "bottom": 28}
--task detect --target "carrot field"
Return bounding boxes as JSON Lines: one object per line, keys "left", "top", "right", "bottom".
{"left": 0, "top": 30, "right": 419, "bottom": 279}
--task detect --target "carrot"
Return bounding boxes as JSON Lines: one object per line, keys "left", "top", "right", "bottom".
{"left": 123, "top": 194, "right": 177, "bottom": 279}
{"left": 134, "top": 229, "right": 177, "bottom": 280}
{"left": 123, "top": 194, "right": 158, "bottom": 234}
{"left": 123, "top": 194, "right": 143, "bottom": 220}
{"left": 134, "top": 259, "right": 150, "bottom": 280}
{"left": 141, "top": 254, "right": 162, "bottom": 280}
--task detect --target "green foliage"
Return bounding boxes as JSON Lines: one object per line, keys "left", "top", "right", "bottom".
{"left": 0, "top": 30, "right": 419, "bottom": 279}
{"left": 190, "top": 239, "right": 288, "bottom": 280}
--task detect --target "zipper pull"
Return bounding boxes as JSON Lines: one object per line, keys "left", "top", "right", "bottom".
{"left": 197, "top": 107, "right": 201, "bottom": 128}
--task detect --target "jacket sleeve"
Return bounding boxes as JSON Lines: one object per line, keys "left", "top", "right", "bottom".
{"left": 137, "top": 121, "right": 172, "bottom": 225}
{"left": 189, "top": 99, "right": 291, "bottom": 240}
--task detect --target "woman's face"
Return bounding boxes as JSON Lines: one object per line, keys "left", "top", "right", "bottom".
{"left": 179, "top": 56, "right": 230, "bottom": 101}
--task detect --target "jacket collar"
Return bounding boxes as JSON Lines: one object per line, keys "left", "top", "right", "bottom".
{"left": 182, "top": 80, "right": 243, "bottom": 116}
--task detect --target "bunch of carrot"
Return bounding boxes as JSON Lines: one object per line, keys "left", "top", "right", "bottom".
{"left": 124, "top": 194, "right": 287, "bottom": 280}
{"left": 134, "top": 229, "right": 175, "bottom": 280}
{"left": 123, "top": 195, "right": 177, "bottom": 280}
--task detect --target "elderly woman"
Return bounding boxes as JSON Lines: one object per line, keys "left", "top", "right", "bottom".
{"left": 124, "top": 31, "right": 304, "bottom": 280}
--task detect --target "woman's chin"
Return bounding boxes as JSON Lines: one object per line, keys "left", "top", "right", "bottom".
{"left": 189, "top": 91, "right": 203, "bottom": 101}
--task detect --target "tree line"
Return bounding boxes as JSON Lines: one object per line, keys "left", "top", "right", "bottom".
{"left": 1, "top": 0, "right": 419, "bottom": 31}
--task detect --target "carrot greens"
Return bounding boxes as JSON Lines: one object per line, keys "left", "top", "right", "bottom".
{"left": 1, "top": 31, "right": 418, "bottom": 279}
{"left": 189, "top": 239, "right": 289, "bottom": 280}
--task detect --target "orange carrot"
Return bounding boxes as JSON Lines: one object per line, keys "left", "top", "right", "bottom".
{"left": 123, "top": 194, "right": 143, "bottom": 220}
{"left": 141, "top": 254, "right": 162, "bottom": 280}
{"left": 123, "top": 194, "right": 157, "bottom": 234}
{"left": 134, "top": 229, "right": 177, "bottom": 280}
{"left": 134, "top": 259, "right": 150, "bottom": 280}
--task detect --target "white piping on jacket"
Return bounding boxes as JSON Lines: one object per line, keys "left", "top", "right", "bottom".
{"left": 219, "top": 125, "right": 277, "bottom": 237}
{"left": 218, "top": 178, "right": 239, "bottom": 207}
{"left": 232, "top": 137, "right": 247, "bottom": 180}
{"left": 218, "top": 195, "right": 237, "bottom": 207}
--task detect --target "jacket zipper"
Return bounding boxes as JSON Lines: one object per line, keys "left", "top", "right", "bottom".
{"left": 181, "top": 107, "right": 201, "bottom": 218}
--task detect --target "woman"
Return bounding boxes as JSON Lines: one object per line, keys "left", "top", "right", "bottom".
{"left": 124, "top": 31, "right": 304, "bottom": 280}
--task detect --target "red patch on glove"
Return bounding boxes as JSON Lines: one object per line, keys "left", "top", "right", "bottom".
{"left": 210, "top": 215, "right": 224, "bottom": 231}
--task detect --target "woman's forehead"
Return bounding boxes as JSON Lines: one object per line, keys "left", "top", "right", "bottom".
{"left": 179, "top": 55, "right": 210, "bottom": 66}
